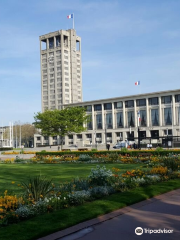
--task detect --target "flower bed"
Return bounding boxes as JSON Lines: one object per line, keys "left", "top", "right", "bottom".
{"left": 1, "top": 158, "right": 180, "bottom": 227}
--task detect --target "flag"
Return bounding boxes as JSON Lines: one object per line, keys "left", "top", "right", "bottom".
{"left": 67, "top": 14, "right": 73, "bottom": 19}
{"left": 135, "top": 81, "right": 140, "bottom": 85}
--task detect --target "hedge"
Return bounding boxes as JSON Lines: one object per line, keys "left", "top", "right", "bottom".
{"left": 0, "top": 148, "right": 13, "bottom": 151}
{"left": 36, "top": 150, "right": 180, "bottom": 157}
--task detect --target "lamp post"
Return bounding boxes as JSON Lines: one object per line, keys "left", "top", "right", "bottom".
{"left": 166, "top": 128, "right": 168, "bottom": 149}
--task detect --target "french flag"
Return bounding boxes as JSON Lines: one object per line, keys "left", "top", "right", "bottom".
{"left": 135, "top": 81, "right": 140, "bottom": 85}
{"left": 67, "top": 14, "right": 73, "bottom": 19}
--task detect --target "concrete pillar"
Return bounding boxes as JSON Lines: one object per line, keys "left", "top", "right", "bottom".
{"left": 102, "top": 103, "right": 105, "bottom": 129}
{"left": 134, "top": 100, "right": 137, "bottom": 127}
{"left": 158, "top": 96, "right": 162, "bottom": 126}
{"left": 123, "top": 101, "right": 126, "bottom": 128}
{"left": 92, "top": 105, "right": 95, "bottom": 130}
{"left": 146, "top": 98, "right": 149, "bottom": 127}
{"left": 112, "top": 102, "right": 115, "bottom": 129}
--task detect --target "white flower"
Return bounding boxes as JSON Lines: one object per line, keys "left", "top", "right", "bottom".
{"left": 64, "top": 197, "right": 66, "bottom": 200}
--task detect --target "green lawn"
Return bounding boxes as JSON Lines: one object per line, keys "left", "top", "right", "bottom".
{"left": 1, "top": 178, "right": 180, "bottom": 240}
{"left": 0, "top": 163, "right": 143, "bottom": 195}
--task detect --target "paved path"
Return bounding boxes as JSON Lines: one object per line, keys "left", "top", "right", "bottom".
{"left": 38, "top": 189, "right": 180, "bottom": 240}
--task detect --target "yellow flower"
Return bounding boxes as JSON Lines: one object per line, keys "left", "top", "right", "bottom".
{"left": 11, "top": 181, "right": 15, "bottom": 184}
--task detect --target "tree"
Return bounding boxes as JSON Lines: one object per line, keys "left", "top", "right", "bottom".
{"left": 34, "top": 107, "right": 88, "bottom": 146}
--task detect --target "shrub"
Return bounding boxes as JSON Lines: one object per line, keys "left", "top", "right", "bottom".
{"left": 163, "top": 158, "right": 179, "bottom": 172}
{"left": 91, "top": 148, "right": 97, "bottom": 152}
{"left": 121, "top": 147, "right": 128, "bottom": 152}
{"left": 78, "top": 154, "right": 92, "bottom": 161}
{"left": 88, "top": 165, "right": 113, "bottom": 186}
{"left": 150, "top": 166, "right": 168, "bottom": 176}
{"left": 21, "top": 175, "right": 54, "bottom": 202}
{"left": 107, "top": 152, "right": 119, "bottom": 161}
{"left": 155, "top": 147, "right": 163, "bottom": 152}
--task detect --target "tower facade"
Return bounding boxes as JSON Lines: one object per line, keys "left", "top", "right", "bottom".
{"left": 40, "top": 29, "right": 82, "bottom": 112}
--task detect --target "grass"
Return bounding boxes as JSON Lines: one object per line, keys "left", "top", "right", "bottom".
{"left": 0, "top": 163, "right": 143, "bottom": 194}
{"left": 1, "top": 178, "right": 180, "bottom": 240}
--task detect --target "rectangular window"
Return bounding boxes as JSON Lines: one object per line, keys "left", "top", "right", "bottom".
{"left": 164, "top": 108, "right": 172, "bottom": 125}
{"left": 104, "top": 103, "right": 112, "bottom": 110}
{"left": 87, "top": 115, "right": 92, "bottom": 130}
{"left": 125, "top": 100, "right": 134, "bottom": 108}
{"left": 175, "top": 94, "right": 180, "bottom": 102}
{"left": 94, "top": 104, "right": 102, "bottom": 111}
{"left": 149, "top": 97, "right": 158, "bottom": 105}
{"left": 114, "top": 101, "right": 123, "bottom": 109}
{"left": 136, "top": 99, "right": 146, "bottom": 107}
{"left": 116, "top": 112, "right": 123, "bottom": 128}
{"left": 128, "top": 111, "right": 135, "bottom": 127}
{"left": 96, "top": 114, "right": 102, "bottom": 129}
{"left": 77, "top": 134, "right": 82, "bottom": 139}
{"left": 49, "top": 38, "right": 54, "bottom": 49}
{"left": 96, "top": 133, "right": 101, "bottom": 138}
{"left": 161, "top": 96, "right": 172, "bottom": 104}
{"left": 151, "top": 109, "right": 159, "bottom": 126}
{"left": 106, "top": 113, "right": 112, "bottom": 129}
{"left": 56, "top": 36, "right": 61, "bottom": 47}
{"left": 85, "top": 105, "right": 92, "bottom": 112}
{"left": 139, "top": 110, "right": 146, "bottom": 127}
{"left": 37, "top": 137, "right": 41, "bottom": 141}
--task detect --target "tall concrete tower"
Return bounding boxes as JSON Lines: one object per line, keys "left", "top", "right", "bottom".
{"left": 39, "top": 29, "right": 82, "bottom": 112}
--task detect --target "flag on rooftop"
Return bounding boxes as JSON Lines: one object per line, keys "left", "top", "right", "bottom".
{"left": 67, "top": 14, "right": 73, "bottom": 19}
{"left": 135, "top": 81, "right": 140, "bottom": 85}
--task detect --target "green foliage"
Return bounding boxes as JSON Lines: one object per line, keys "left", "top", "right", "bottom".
{"left": 21, "top": 175, "right": 54, "bottom": 202}
{"left": 163, "top": 158, "right": 179, "bottom": 171}
{"left": 88, "top": 165, "right": 113, "bottom": 186}
{"left": 34, "top": 107, "right": 88, "bottom": 138}
{"left": 156, "top": 147, "right": 163, "bottom": 152}
{"left": 107, "top": 152, "right": 119, "bottom": 161}
{"left": 78, "top": 154, "right": 92, "bottom": 161}
{"left": 121, "top": 147, "right": 128, "bottom": 152}
{"left": 91, "top": 148, "right": 97, "bottom": 152}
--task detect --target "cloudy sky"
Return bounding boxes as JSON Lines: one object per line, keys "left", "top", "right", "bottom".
{"left": 1, "top": 0, "right": 180, "bottom": 125}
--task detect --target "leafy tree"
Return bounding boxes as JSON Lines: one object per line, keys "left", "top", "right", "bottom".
{"left": 34, "top": 107, "right": 88, "bottom": 146}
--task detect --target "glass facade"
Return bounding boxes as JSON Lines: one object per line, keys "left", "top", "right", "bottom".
{"left": 116, "top": 112, "right": 123, "bottom": 128}
{"left": 151, "top": 109, "right": 159, "bottom": 126}
{"left": 87, "top": 114, "right": 92, "bottom": 130}
{"left": 149, "top": 97, "right": 158, "bottom": 105}
{"left": 164, "top": 108, "right": 172, "bottom": 125}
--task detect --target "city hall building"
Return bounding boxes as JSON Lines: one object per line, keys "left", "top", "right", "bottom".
{"left": 34, "top": 28, "right": 180, "bottom": 148}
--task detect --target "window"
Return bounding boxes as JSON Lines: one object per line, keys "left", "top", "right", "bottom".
{"left": 107, "top": 133, "right": 112, "bottom": 138}
{"left": 56, "top": 50, "right": 61, "bottom": 54}
{"left": 139, "top": 110, "right": 146, "bottom": 127}
{"left": 44, "top": 136, "right": 48, "bottom": 140}
{"left": 164, "top": 108, "right": 172, "bottom": 125}
{"left": 56, "top": 36, "right": 61, "bottom": 47}
{"left": 43, "top": 75, "right": 47, "bottom": 79}
{"left": 50, "top": 95, "right": 55, "bottom": 99}
{"left": 96, "top": 114, "right": 102, "bottom": 129}
{"left": 114, "top": 101, "right": 123, "bottom": 109}
{"left": 149, "top": 97, "right": 158, "bottom": 105}
{"left": 86, "top": 134, "right": 92, "bottom": 138}
{"left": 53, "top": 136, "right": 57, "bottom": 140}
{"left": 65, "top": 83, "right": 69, "bottom": 87}
{"left": 151, "top": 109, "right": 159, "bottom": 126}
{"left": 125, "top": 100, "right": 134, "bottom": 108}
{"left": 65, "top": 89, "right": 69, "bottom": 92}
{"left": 65, "top": 78, "right": 69, "bottom": 81}
{"left": 57, "top": 61, "right": 61, "bottom": 65}
{"left": 42, "top": 70, "right": 47, "bottom": 74}
{"left": 175, "top": 94, "right": 180, "bottom": 102}
{"left": 87, "top": 115, "right": 92, "bottom": 130}
{"left": 64, "top": 50, "right": 68, "bottom": 54}
{"left": 57, "top": 78, "right": 61, "bottom": 82}
{"left": 68, "top": 135, "right": 73, "bottom": 139}
{"left": 104, "top": 103, "right": 112, "bottom": 110}
{"left": 161, "top": 96, "right": 172, "bottom": 104}
{"left": 49, "top": 38, "right": 54, "bottom": 49}
{"left": 50, "top": 74, "right": 54, "bottom": 78}
{"left": 57, "top": 67, "right": 61, "bottom": 71}
{"left": 43, "top": 80, "right": 47, "bottom": 85}
{"left": 94, "top": 104, "right": 102, "bottom": 111}
{"left": 65, "top": 94, "right": 69, "bottom": 98}
{"left": 49, "top": 68, "right": 54, "bottom": 72}
{"left": 106, "top": 113, "right": 112, "bottom": 129}
{"left": 136, "top": 99, "right": 146, "bottom": 107}
{"left": 85, "top": 105, "right": 92, "bottom": 112}
{"left": 116, "top": 112, "right": 123, "bottom": 128}
{"left": 64, "top": 61, "right": 68, "bottom": 65}
{"left": 43, "top": 96, "right": 48, "bottom": 100}
{"left": 37, "top": 137, "right": 41, "bottom": 141}
{"left": 128, "top": 111, "right": 134, "bottom": 127}
{"left": 96, "top": 133, "right": 101, "bottom": 138}
{"left": 77, "top": 134, "right": 82, "bottom": 139}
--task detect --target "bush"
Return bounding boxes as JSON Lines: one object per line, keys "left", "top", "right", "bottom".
{"left": 78, "top": 154, "right": 92, "bottom": 161}
{"left": 91, "top": 149, "right": 97, "bottom": 152}
{"left": 155, "top": 147, "right": 163, "bottom": 152}
{"left": 88, "top": 165, "right": 112, "bottom": 186}
{"left": 107, "top": 152, "right": 119, "bottom": 161}
{"left": 163, "top": 158, "right": 179, "bottom": 171}
{"left": 21, "top": 175, "right": 54, "bottom": 202}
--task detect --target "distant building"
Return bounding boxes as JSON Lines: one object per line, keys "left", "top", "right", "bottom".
{"left": 34, "top": 89, "right": 180, "bottom": 148}
{"left": 40, "top": 29, "right": 82, "bottom": 112}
